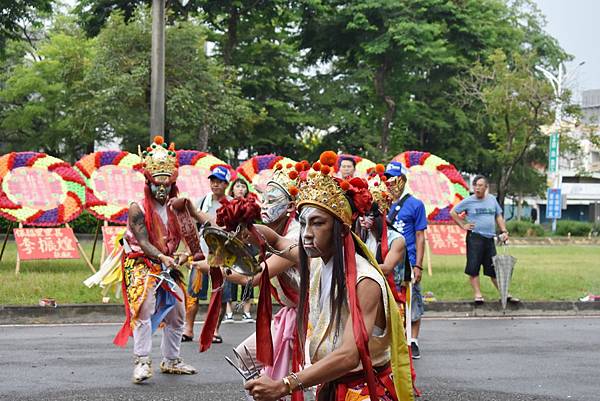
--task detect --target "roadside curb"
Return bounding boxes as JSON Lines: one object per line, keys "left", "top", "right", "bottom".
{"left": 1, "top": 301, "right": 600, "bottom": 325}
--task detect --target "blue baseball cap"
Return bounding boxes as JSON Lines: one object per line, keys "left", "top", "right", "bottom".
{"left": 208, "top": 165, "right": 231, "bottom": 183}
{"left": 385, "top": 161, "right": 408, "bottom": 177}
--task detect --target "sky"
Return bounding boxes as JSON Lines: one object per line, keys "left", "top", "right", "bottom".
{"left": 533, "top": 0, "right": 600, "bottom": 98}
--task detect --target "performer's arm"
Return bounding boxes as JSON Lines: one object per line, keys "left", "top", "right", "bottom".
{"left": 251, "top": 225, "right": 299, "bottom": 263}
{"left": 245, "top": 278, "right": 384, "bottom": 399}
{"left": 379, "top": 236, "right": 405, "bottom": 275}
{"left": 187, "top": 200, "right": 215, "bottom": 225}
{"left": 224, "top": 254, "right": 296, "bottom": 286}
{"left": 128, "top": 203, "right": 175, "bottom": 268}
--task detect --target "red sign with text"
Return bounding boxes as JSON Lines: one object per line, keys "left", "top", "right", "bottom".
{"left": 427, "top": 224, "right": 466, "bottom": 255}
{"left": 102, "top": 226, "right": 126, "bottom": 256}
{"left": 14, "top": 228, "right": 79, "bottom": 260}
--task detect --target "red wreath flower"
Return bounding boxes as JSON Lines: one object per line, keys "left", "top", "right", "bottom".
{"left": 216, "top": 197, "right": 261, "bottom": 232}
{"left": 346, "top": 177, "right": 372, "bottom": 217}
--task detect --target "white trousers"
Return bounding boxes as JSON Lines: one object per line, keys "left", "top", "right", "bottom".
{"left": 133, "top": 283, "right": 185, "bottom": 360}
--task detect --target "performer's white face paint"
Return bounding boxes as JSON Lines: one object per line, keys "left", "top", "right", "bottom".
{"left": 299, "top": 206, "right": 334, "bottom": 259}
{"left": 261, "top": 185, "right": 290, "bottom": 224}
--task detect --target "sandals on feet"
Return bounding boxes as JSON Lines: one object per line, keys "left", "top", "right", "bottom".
{"left": 507, "top": 296, "right": 521, "bottom": 304}
{"left": 474, "top": 296, "right": 485, "bottom": 305}
{"left": 212, "top": 335, "right": 223, "bottom": 344}
{"left": 181, "top": 334, "right": 193, "bottom": 342}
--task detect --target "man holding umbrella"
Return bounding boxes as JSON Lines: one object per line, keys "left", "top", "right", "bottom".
{"left": 450, "top": 175, "right": 519, "bottom": 305}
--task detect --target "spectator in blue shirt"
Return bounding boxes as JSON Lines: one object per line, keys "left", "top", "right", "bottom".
{"left": 385, "top": 161, "right": 427, "bottom": 360}
{"left": 450, "top": 175, "right": 517, "bottom": 304}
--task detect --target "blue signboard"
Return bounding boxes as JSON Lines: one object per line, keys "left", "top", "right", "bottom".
{"left": 546, "top": 188, "right": 562, "bottom": 219}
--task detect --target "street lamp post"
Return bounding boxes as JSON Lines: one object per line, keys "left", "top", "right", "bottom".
{"left": 536, "top": 62, "right": 585, "bottom": 232}
{"left": 535, "top": 65, "right": 563, "bottom": 233}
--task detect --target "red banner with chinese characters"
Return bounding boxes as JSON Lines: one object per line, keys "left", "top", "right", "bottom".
{"left": 102, "top": 225, "right": 126, "bottom": 256}
{"left": 427, "top": 223, "right": 466, "bottom": 255}
{"left": 14, "top": 227, "right": 80, "bottom": 260}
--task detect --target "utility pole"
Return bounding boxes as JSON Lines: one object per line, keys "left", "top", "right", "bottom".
{"left": 150, "top": 0, "right": 165, "bottom": 140}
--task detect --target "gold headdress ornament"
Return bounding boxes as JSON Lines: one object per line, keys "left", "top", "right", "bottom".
{"left": 139, "top": 136, "right": 178, "bottom": 181}
{"left": 367, "top": 164, "right": 393, "bottom": 213}
{"left": 269, "top": 159, "right": 308, "bottom": 200}
{"left": 290, "top": 151, "right": 370, "bottom": 227}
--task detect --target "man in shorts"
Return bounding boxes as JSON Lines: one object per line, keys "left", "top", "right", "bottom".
{"left": 450, "top": 175, "right": 518, "bottom": 304}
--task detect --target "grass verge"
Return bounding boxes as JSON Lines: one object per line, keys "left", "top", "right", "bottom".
{"left": 1, "top": 242, "right": 598, "bottom": 305}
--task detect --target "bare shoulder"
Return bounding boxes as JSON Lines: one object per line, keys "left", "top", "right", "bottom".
{"left": 356, "top": 278, "right": 382, "bottom": 309}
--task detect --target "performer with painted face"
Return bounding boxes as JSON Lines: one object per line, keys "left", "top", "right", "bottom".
{"left": 113, "top": 136, "right": 209, "bottom": 384}
{"left": 215, "top": 161, "right": 306, "bottom": 400}
{"left": 230, "top": 152, "right": 413, "bottom": 401}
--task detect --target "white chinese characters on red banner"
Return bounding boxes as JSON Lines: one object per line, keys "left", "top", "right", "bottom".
{"left": 102, "top": 225, "right": 125, "bottom": 255}
{"left": 427, "top": 224, "right": 466, "bottom": 255}
{"left": 14, "top": 228, "right": 80, "bottom": 260}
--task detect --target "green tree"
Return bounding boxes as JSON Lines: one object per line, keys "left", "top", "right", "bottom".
{"left": 84, "top": 8, "right": 253, "bottom": 153}
{"left": 0, "top": 16, "right": 99, "bottom": 162}
{"left": 197, "top": 0, "right": 309, "bottom": 159}
{"left": 0, "top": 0, "right": 53, "bottom": 53}
{"left": 457, "top": 50, "right": 564, "bottom": 209}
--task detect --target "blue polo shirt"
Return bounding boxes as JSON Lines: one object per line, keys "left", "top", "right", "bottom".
{"left": 453, "top": 194, "right": 502, "bottom": 238}
{"left": 387, "top": 194, "right": 427, "bottom": 266}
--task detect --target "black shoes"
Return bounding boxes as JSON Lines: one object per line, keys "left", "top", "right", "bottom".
{"left": 411, "top": 341, "right": 421, "bottom": 359}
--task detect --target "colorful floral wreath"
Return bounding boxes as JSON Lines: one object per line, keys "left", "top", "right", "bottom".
{"left": 334, "top": 153, "right": 376, "bottom": 178}
{"left": 74, "top": 151, "right": 144, "bottom": 224}
{"left": 176, "top": 150, "right": 236, "bottom": 205}
{"left": 393, "top": 151, "right": 469, "bottom": 222}
{"left": 236, "top": 154, "right": 297, "bottom": 193}
{"left": 0, "top": 152, "right": 86, "bottom": 226}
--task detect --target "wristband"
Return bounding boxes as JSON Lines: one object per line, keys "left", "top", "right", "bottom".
{"left": 282, "top": 377, "right": 293, "bottom": 395}
{"left": 413, "top": 265, "right": 423, "bottom": 271}
{"left": 289, "top": 371, "right": 305, "bottom": 391}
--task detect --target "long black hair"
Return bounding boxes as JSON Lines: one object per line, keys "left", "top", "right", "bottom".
{"left": 296, "top": 213, "right": 372, "bottom": 357}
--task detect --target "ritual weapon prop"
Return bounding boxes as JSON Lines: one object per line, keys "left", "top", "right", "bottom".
{"left": 224, "top": 345, "right": 261, "bottom": 381}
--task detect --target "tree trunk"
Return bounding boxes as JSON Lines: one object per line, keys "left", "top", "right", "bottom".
{"left": 374, "top": 59, "right": 395, "bottom": 157}
{"left": 197, "top": 125, "right": 210, "bottom": 151}
{"left": 223, "top": 6, "right": 239, "bottom": 66}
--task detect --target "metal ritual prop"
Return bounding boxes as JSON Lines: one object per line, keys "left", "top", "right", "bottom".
{"left": 493, "top": 241, "right": 517, "bottom": 310}
{"left": 202, "top": 226, "right": 261, "bottom": 276}
{"left": 224, "top": 345, "right": 261, "bottom": 381}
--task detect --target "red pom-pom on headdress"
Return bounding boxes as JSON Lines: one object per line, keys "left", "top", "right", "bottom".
{"left": 286, "top": 163, "right": 293, "bottom": 169}
{"left": 320, "top": 165, "right": 331, "bottom": 175}
{"left": 289, "top": 186, "right": 299, "bottom": 197}
{"left": 375, "top": 164, "right": 385, "bottom": 174}
{"left": 319, "top": 151, "right": 338, "bottom": 167}
{"left": 312, "top": 161, "right": 322, "bottom": 171}
{"left": 340, "top": 180, "right": 350, "bottom": 191}
{"left": 288, "top": 170, "right": 299, "bottom": 180}
{"left": 154, "top": 136, "right": 164, "bottom": 145}
{"left": 275, "top": 163, "right": 283, "bottom": 170}
{"left": 295, "top": 162, "right": 304, "bottom": 172}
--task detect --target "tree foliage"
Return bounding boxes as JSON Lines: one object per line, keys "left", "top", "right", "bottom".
{"left": 0, "top": 0, "right": 575, "bottom": 200}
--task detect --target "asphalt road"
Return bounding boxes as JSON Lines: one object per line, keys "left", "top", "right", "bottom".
{"left": 1, "top": 317, "right": 598, "bottom": 401}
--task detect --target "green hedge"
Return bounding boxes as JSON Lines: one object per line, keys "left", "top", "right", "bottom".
{"left": 555, "top": 220, "right": 593, "bottom": 237}
{"left": 506, "top": 220, "right": 545, "bottom": 237}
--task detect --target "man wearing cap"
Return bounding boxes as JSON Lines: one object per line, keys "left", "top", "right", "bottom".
{"left": 182, "top": 165, "right": 232, "bottom": 343}
{"left": 385, "top": 161, "right": 427, "bottom": 360}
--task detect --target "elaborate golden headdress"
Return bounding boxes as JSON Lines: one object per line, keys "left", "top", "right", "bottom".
{"left": 367, "top": 164, "right": 393, "bottom": 213}
{"left": 290, "top": 151, "right": 371, "bottom": 226}
{"left": 268, "top": 159, "right": 308, "bottom": 200}
{"left": 139, "top": 136, "right": 178, "bottom": 183}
